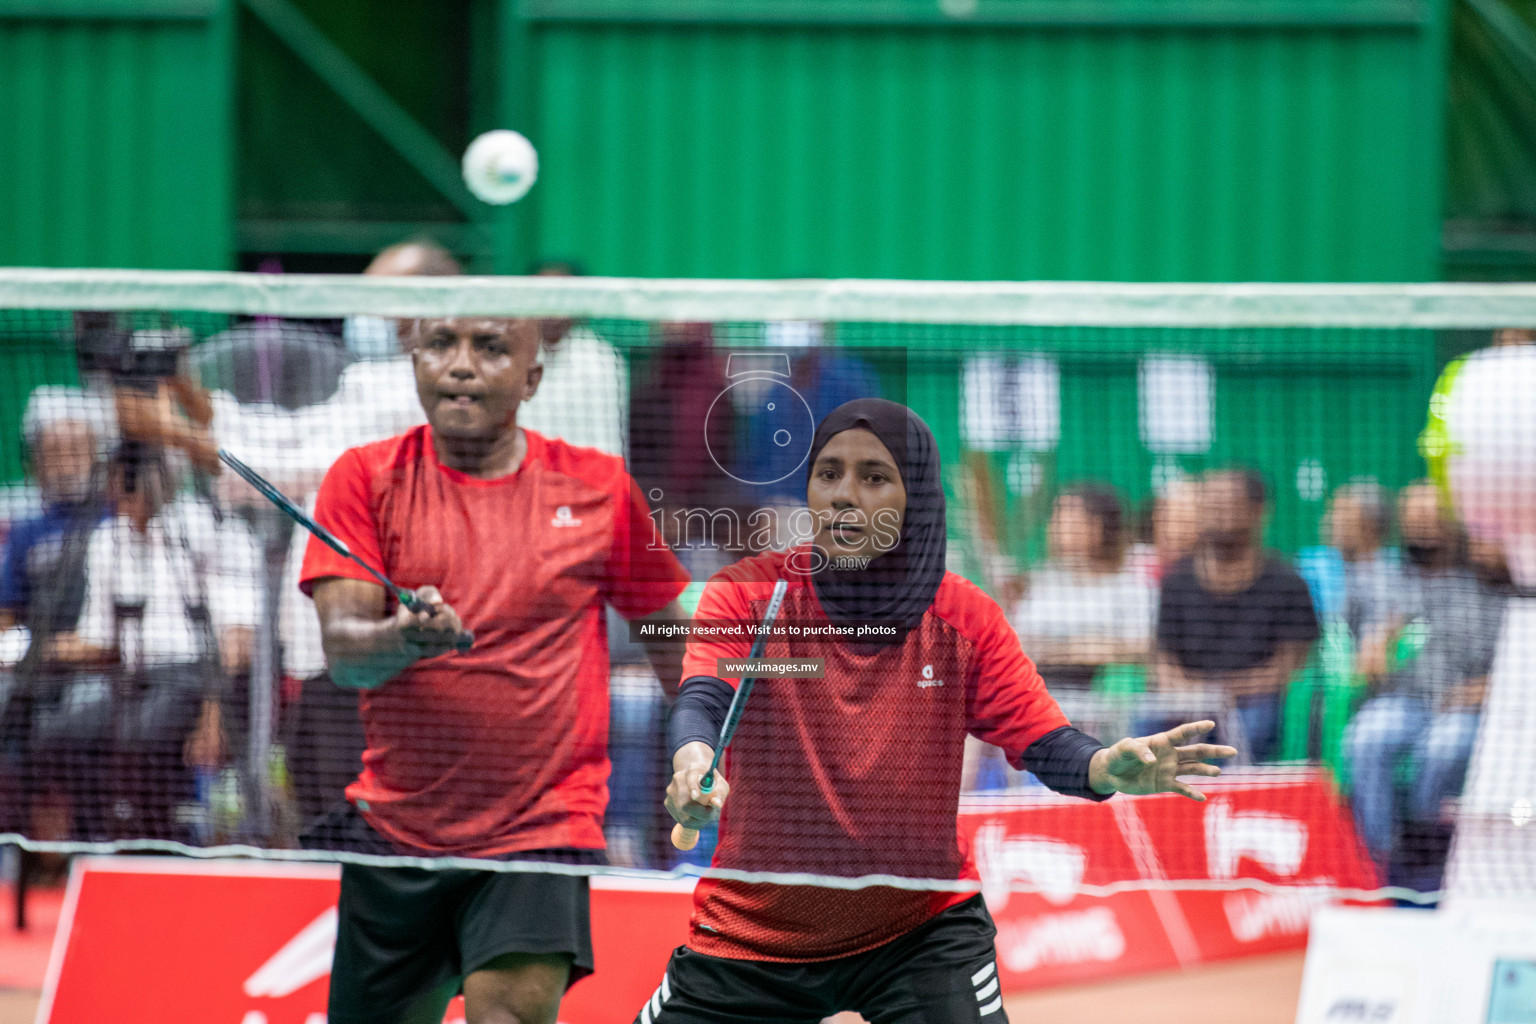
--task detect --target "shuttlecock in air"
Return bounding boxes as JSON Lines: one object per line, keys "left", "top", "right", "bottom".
{"left": 462, "top": 129, "right": 539, "bottom": 205}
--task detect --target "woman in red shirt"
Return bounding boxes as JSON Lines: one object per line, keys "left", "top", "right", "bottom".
{"left": 641, "top": 399, "right": 1233, "bottom": 1024}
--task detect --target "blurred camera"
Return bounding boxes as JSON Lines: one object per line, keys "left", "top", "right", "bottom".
{"left": 74, "top": 312, "right": 191, "bottom": 390}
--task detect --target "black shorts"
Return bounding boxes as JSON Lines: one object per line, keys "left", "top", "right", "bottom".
{"left": 303, "top": 804, "right": 599, "bottom": 1024}
{"left": 632, "top": 895, "right": 1008, "bottom": 1024}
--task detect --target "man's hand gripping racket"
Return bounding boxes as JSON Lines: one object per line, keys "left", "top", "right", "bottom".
{"left": 668, "top": 578, "right": 789, "bottom": 852}
{"left": 219, "top": 449, "right": 474, "bottom": 653}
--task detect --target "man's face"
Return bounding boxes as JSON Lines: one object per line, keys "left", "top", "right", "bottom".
{"left": 1326, "top": 496, "right": 1367, "bottom": 558}
{"left": 409, "top": 318, "right": 542, "bottom": 440}
{"left": 35, "top": 420, "right": 96, "bottom": 504}
{"left": 1200, "top": 473, "right": 1261, "bottom": 548}
{"left": 806, "top": 428, "right": 906, "bottom": 562}
{"left": 1398, "top": 484, "right": 1447, "bottom": 551}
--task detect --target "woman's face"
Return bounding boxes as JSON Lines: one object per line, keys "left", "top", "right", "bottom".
{"left": 1048, "top": 495, "right": 1098, "bottom": 562}
{"left": 1155, "top": 480, "right": 1201, "bottom": 563}
{"left": 806, "top": 428, "right": 906, "bottom": 563}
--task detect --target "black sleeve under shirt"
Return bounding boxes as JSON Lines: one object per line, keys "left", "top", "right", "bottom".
{"left": 669, "top": 677, "right": 1110, "bottom": 802}
{"left": 1021, "top": 725, "right": 1111, "bottom": 802}
{"left": 667, "top": 675, "right": 735, "bottom": 756}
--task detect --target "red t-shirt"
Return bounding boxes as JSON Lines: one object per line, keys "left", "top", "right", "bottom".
{"left": 299, "top": 426, "right": 688, "bottom": 857}
{"left": 680, "top": 547, "right": 1070, "bottom": 962}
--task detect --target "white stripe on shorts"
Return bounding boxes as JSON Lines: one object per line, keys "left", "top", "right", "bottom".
{"left": 979, "top": 995, "right": 1003, "bottom": 1016}
{"left": 640, "top": 980, "right": 662, "bottom": 1024}
{"left": 975, "top": 976, "right": 999, "bottom": 1001}
{"left": 970, "top": 961, "right": 996, "bottom": 986}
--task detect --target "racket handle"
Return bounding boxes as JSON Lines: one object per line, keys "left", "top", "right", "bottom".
{"left": 671, "top": 822, "right": 701, "bottom": 851}
{"left": 669, "top": 772, "right": 715, "bottom": 852}
{"left": 400, "top": 592, "right": 474, "bottom": 653}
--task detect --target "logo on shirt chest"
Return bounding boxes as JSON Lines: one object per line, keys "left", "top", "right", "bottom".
{"left": 918, "top": 664, "right": 944, "bottom": 688}
{"left": 551, "top": 505, "right": 583, "bottom": 528}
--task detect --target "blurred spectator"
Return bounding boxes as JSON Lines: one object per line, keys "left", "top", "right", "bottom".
{"left": 1298, "top": 480, "right": 1406, "bottom": 638}
{"left": 630, "top": 322, "right": 739, "bottom": 553}
{"left": 1331, "top": 481, "right": 1409, "bottom": 647}
{"left": 62, "top": 443, "right": 261, "bottom": 840}
{"left": 1342, "top": 482, "right": 1508, "bottom": 879}
{"left": 0, "top": 415, "right": 105, "bottom": 636}
{"left": 519, "top": 259, "right": 628, "bottom": 456}
{"left": 621, "top": 321, "right": 740, "bottom": 864}
{"left": 1152, "top": 469, "right": 1320, "bottom": 762}
{"left": 2, "top": 353, "right": 224, "bottom": 842}
{"left": 1010, "top": 485, "right": 1155, "bottom": 692}
{"left": 210, "top": 240, "right": 459, "bottom": 500}
{"left": 0, "top": 409, "right": 107, "bottom": 858}
{"left": 737, "top": 321, "right": 881, "bottom": 509}
{"left": 1133, "top": 476, "right": 1201, "bottom": 583}
{"left": 341, "top": 241, "right": 462, "bottom": 359}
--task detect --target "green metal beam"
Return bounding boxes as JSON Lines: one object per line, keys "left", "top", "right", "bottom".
{"left": 1443, "top": 219, "right": 1536, "bottom": 267}
{"left": 239, "top": 219, "right": 494, "bottom": 257}
{"left": 0, "top": 0, "right": 218, "bottom": 18}
{"left": 519, "top": 0, "right": 1428, "bottom": 28}
{"left": 240, "top": 0, "right": 484, "bottom": 222}
{"left": 495, "top": 0, "right": 537, "bottom": 274}
{"left": 1464, "top": 0, "right": 1536, "bottom": 94}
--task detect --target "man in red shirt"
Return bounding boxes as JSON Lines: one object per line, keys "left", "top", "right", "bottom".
{"left": 643, "top": 399, "right": 1232, "bottom": 1023}
{"left": 299, "top": 316, "right": 687, "bottom": 1024}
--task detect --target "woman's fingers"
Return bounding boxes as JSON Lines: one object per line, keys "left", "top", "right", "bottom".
{"left": 1175, "top": 743, "right": 1238, "bottom": 762}
{"left": 1176, "top": 763, "right": 1223, "bottom": 778}
{"left": 1170, "top": 780, "right": 1208, "bottom": 802}
{"left": 666, "top": 768, "right": 729, "bottom": 827}
{"left": 1108, "top": 739, "right": 1156, "bottom": 776}
{"left": 1163, "top": 720, "right": 1216, "bottom": 745}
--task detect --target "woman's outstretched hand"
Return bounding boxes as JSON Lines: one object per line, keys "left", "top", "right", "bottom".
{"left": 1088, "top": 720, "right": 1237, "bottom": 801}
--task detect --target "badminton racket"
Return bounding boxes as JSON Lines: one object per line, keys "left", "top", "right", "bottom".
{"left": 219, "top": 449, "right": 474, "bottom": 653}
{"left": 672, "top": 577, "right": 789, "bottom": 851}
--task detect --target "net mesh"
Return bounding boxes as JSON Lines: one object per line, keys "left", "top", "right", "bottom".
{"left": 1, "top": 270, "right": 1532, "bottom": 918}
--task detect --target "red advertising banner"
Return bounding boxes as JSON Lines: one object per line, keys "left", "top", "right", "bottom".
{"left": 959, "top": 766, "right": 1381, "bottom": 991}
{"left": 39, "top": 859, "right": 692, "bottom": 1024}
{"left": 39, "top": 769, "right": 1375, "bottom": 1020}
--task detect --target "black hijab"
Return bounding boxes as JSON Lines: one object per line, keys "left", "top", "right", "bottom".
{"left": 805, "top": 399, "right": 947, "bottom": 638}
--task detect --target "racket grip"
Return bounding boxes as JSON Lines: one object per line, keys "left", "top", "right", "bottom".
{"left": 669, "top": 772, "right": 714, "bottom": 852}
{"left": 671, "top": 822, "right": 701, "bottom": 851}
{"left": 400, "top": 592, "right": 473, "bottom": 652}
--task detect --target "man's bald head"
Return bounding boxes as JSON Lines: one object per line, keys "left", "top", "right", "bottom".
{"left": 365, "top": 241, "right": 461, "bottom": 278}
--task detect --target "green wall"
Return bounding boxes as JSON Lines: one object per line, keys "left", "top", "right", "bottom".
{"left": 0, "top": 0, "right": 235, "bottom": 270}
{"left": 510, "top": 0, "right": 1450, "bottom": 282}
{"left": 237, "top": 0, "right": 484, "bottom": 258}
{"left": 0, "top": 0, "right": 1457, "bottom": 281}
{"left": 1444, "top": 0, "right": 1536, "bottom": 279}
